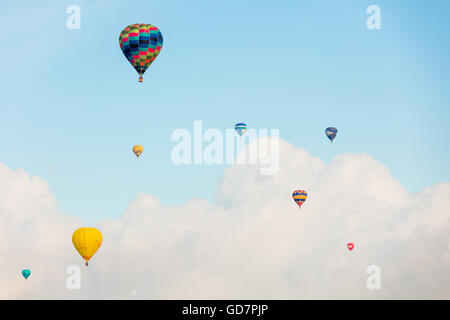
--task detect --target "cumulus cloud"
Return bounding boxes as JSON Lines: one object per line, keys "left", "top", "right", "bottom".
{"left": 0, "top": 138, "right": 449, "bottom": 299}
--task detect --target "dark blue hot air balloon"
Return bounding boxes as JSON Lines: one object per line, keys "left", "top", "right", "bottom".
{"left": 325, "top": 127, "right": 338, "bottom": 142}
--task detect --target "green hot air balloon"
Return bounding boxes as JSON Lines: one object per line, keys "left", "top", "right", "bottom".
{"left": 119, "top": 23, "right": 163, "bottom": 82}
{"left": 22, "top": 269, "right": 31, "bottom": 280}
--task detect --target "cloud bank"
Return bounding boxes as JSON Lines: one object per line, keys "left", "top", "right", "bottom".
{"left": 0, "top": 138, "right": 449, "bottom": 299}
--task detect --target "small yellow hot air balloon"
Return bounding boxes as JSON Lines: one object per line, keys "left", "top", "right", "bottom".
{"left": 72, "top": 227, "right": 103, "bottom": 266}
{"left": 133, "top": 145, "right": 143, "bottom": 158}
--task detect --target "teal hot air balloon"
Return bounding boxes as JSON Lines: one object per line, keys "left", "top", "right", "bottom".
{"left": 325, "top": 127, "right": 338, "bottom": 142}
{"left": 235, "top": 123, "right": 247, "bottom": 136}
{"left": 22, "top": 269, "right": 31, "bottom": 280}
{"left": 119, "top": 23, "right": 163, "bottom": 82}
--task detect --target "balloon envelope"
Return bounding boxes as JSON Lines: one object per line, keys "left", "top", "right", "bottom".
{"left": 133, "top": 145, "right": 143, "bottom": 158}
{"left": 235, "top": 123, "right": 247, "bottom": 136}
{"left": 21, "top": 269, "right": 31, "bottom": 280}
{"left": 292, "top": 190, "right": 307, "bottom": 208}
{"left": 325, "top": 127, "right": 338, "bottom": 142}
{"left": 119, "top": 23, "right": 163, "bottom": 82}
{"left": 347, "top": 243, "right": 355, "bottom": 251}
{"left": 72, "top": 228, "right": 103, "bottom": 266}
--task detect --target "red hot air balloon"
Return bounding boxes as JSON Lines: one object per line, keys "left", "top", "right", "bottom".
{"left": 347, "top": 243, "right": 355, "bottom": 251}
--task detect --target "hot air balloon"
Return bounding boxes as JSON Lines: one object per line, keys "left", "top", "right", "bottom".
{"left": 119, "top": 23, "right": 163, "bottom": 82}
{"left": 347, "top": 243, "right": 355, "bottom": 251}
{"left": 133, "top": 145, "right": 143, "bottom": 158}
{"left": 235, "top": 123, "right": 247, "bottom": 136}
{"left": 72, "top": 228, "right": 103, "bottom": 266}
{"left": 325, "top": 127, "right": 338, "bottom": 142}
{"left": 21, "top": 269, "right": 31, "bottom": 280}
{"left": 292, "top": 190, "right": 307, "bottom": 209}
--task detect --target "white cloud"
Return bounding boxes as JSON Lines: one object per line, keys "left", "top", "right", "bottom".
{"left": 0, "top": 138, "right": 449, "bottom": 299}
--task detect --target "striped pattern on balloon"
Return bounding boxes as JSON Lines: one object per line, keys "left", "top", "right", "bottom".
{"left": 292, "top": 190, "right": 308, "bottom": 209}
{"left": 235, "top": 123, "right": 247, "bottom": 136}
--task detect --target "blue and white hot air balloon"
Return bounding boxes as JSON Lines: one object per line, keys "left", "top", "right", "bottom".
{"left": 325, "top": 127, "right": 338, "bottom": 142}
{"left": 235, "top": 123, "right": 247, "bottom": 136}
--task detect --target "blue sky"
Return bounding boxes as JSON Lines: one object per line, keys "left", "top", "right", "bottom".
{"left": 0, "top": 0, "right": 449, "bottom": 225}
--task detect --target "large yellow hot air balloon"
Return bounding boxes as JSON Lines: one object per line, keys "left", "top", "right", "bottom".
{"left": 72, "top": 228, "right": 103, "bottom": 266}
{"left": 133, "top": 145, "right": 143, "bottom": 158}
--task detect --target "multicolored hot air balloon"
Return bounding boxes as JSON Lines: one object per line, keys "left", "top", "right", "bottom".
{"left": 292, "top": 190, "right": 307, "bottom": 209}
{"left": 235, "top": 123, "right": 247, "bottom": 136}
{"left": 72, "top": 228, "right": 103, "bottom": 266}
{"left": 133, "top": 145, "right": 143, "bottom": 158}
{"left": 21, "top": 269, "right": 31, "bottom": 280}
{"left": 119, "top": 23, "right": 163, "bottom": 82}
{"left": 325, "top": 127, "right": 338, "bottom": 142}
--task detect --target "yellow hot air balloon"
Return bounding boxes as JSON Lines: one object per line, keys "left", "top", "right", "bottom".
{"left": 72, "top": 227, "right": 103, "bottom": 266}
{"left": 133, "top": 145, "right": 143, "bottom": 158}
